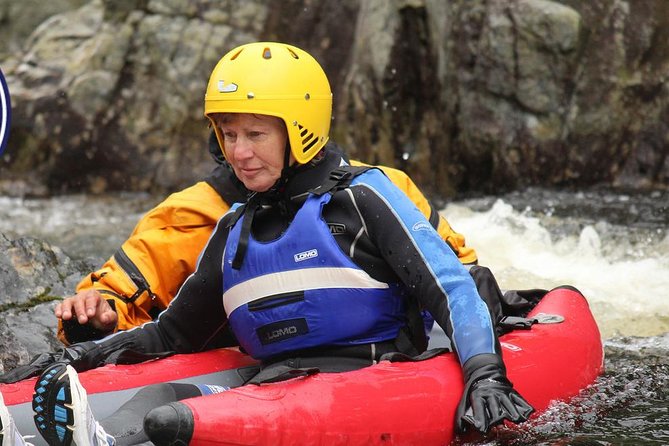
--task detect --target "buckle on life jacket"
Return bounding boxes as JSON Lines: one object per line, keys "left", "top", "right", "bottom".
{"left": 310, "top": 166, "right": 374, "bottom": 196}
{"left": 329, "top": 168, "right": 353, "bottom": 182}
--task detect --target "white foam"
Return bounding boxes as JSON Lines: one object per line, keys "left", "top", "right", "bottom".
{"left": 443, "top": 199, "right": 669, "bottom": 338}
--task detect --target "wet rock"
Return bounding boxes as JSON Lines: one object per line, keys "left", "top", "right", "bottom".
{"left": 1, "top": 0, "right": 265, "bottom": 194}
{"left": 0, "top": 233, "right": 93, "bottom": 372}
{"left": 0, "top": 0, "right": 87, "bottom": 61}
{"left": 0, "top": 234, "right": 88, "bottom": 305}
{"left": 0, "top": 303, "right": 62, "bottom": 373}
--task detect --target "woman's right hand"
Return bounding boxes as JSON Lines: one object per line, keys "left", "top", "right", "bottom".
{"left": 55, "top": 289, "right": 118, "bottom": 333}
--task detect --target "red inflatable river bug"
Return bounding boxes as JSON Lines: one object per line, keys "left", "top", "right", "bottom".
{"left": 1, "top": 287, "right": 603, "bottom": 445}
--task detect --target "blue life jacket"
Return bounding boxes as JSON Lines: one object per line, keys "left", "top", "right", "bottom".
{"left": 222, "top": 191, "right": 409, "bottom": 360}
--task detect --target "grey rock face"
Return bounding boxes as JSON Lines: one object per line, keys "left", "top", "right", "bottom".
{"left": 0, "top": 234, "right": 93, "bottom": 372}
{"left": 1, "top": 0, "right": 667, "bottom": 197}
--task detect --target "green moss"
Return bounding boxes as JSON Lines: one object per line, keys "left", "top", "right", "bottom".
{"left": 0, "top": 288, "right": 62, "bottom": 313}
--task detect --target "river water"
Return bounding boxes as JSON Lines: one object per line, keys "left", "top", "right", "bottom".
{"left": 443, "top": 188, "right": 669, "bottom": 446}
{"left": 0, "top": 187, "right": 667, "bottom": 445}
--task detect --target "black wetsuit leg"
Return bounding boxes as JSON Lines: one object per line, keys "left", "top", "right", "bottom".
{"left": 101, "top": 383, "right": 202, "bottom": 445}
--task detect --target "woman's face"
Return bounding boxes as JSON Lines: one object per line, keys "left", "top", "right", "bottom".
{"left": 212, "top": 113, "right": 290, "bottom": 192}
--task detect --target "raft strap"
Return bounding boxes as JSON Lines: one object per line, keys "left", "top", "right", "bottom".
{"left": 248, "top": 364, "right": 320, "bottom": 384}
{"left": 498, "top": 316, "right": 537, "bottom": 330}
{"left": 246, "top": 340, "right": 414, "bottom": 384}
{"left": 379, "top": 347, "right": 450, "bottom": 363}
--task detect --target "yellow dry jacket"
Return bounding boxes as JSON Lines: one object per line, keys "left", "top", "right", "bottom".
{"left": 60, "top": 162, "right": 477, "bottom": 344}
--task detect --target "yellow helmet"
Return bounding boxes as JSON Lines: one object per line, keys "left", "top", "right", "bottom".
{"left": 204, "top": 42, "right": 332, "bottom": 164}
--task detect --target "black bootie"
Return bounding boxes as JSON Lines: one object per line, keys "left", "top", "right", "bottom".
{"left": 144, "top": 402, "right": 194, "bottom": 445}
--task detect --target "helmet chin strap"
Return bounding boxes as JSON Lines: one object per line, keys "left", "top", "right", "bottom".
{"left": 265, "top": 140, "right": 295, "bottom": 195}
{"left": 283, "top": 140, "right": 292, "bottom": 170}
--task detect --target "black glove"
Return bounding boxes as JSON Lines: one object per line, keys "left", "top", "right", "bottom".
{"left": 456, "top": 353, "right": 534, "bottom": 435}
{"left": 0, "top": 341, "right": 105, "bottom": 384}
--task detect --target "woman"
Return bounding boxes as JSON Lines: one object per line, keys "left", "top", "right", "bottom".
{"left": 11, "top": 42, "right": 533, "bottom": 446}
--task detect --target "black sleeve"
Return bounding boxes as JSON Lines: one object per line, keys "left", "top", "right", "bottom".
{"left": 92, "top": 215, "right": 234, "bottom": 355}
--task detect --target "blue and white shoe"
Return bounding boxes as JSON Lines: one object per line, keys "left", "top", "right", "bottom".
{"left": 0, "top": 392, "right": 33, "bottom": 446}
{"left": 32, "top": 363, "right": 114, "bottom": 446}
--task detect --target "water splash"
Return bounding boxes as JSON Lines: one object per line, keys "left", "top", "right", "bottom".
{"left": 453, "top": 335, "right": 669, "bottom": 445}
{"left": 442, "top": 199, "right": 669, "bottom": 338}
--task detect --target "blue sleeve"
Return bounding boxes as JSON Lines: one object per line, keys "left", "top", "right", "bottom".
{"left": 350, "top": 169, "right": 496, "bottom": 364}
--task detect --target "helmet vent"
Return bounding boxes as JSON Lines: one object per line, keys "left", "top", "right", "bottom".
{"left": 230, "top": 48, "right": 243, "bottom": 60}
{"left": 303, "top": 136, "right": 319, "bottom": 153}
{"left": 298, "top": 125, "right": 318, "bottom": 153}
{"left": 286, "top": 48, "right": 299, "bottom": 59}
{"left": 298, "top": 124, "right": 318, "bottom": 153}
{"left": 263, "top": 48, "right": 272, "bottom": 59}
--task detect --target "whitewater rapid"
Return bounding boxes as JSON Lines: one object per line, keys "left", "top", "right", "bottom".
{"left": 442, "top": 199, "right": 669, "bottom": 338}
